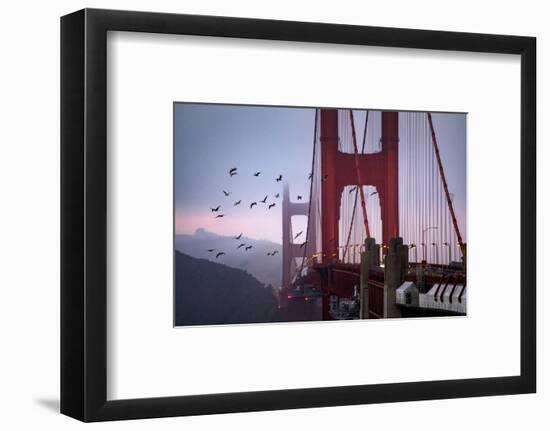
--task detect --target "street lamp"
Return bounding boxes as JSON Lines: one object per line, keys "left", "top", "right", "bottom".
{"left": 421, "top": 226, "right": 438, "bottom": 261}
{"left": 420, "top": 242, "right": 426, "bottom": 262}
{"left": 432, "top": 242, "right": 438, "bottom": 265}
{"left": 443, "top": 242, "right": 451, "bottom": 264}
{"left": 409, "top": 243, "right": 418, "bottom": 263}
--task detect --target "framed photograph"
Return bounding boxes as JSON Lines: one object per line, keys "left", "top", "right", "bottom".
{"left": 61, "top": 8, "right": 536, "bottom": 422}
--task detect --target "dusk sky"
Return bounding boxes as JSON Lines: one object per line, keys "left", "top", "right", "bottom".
{"left": 174, "top": 103, "right": 466, "bottom": 245}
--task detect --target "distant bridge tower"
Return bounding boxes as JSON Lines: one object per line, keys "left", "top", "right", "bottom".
{"left": 320, "top": 109, "right": 399, "bottom": 263}
{"left": 281, "top": 182, "right": 317, "bottom": 292}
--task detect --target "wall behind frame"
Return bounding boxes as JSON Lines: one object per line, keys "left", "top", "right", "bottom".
{"left": 0, "top": 0, "right": 546, "bottom": 430}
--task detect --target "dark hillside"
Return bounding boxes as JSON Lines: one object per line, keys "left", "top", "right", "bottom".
{"left": 175, "top": 251, "right": 281, "bottom": 326}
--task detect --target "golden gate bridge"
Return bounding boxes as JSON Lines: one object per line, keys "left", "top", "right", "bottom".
{"left": 280, "top": 109, "right": 466, "bottom": 321}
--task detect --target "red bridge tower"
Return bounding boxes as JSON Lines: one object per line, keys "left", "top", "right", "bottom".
{"left": 320, "top": 109, "right": 399, "bottom": 262}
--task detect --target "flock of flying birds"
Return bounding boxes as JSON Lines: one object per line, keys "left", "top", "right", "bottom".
{"left": 206, "top": 167, "right": 306, "bottom": 260}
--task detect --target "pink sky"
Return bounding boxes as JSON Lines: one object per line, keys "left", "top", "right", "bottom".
{"left": 176, "top": 209, "right": 308, "bottom": 244}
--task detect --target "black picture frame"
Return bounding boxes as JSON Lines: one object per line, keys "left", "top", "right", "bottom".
{"left": 61, "top": 8, "right": 536, "bottom": 422}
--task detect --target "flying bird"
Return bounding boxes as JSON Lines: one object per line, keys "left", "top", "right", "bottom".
{"left": 234, "top": 200, "right": 241, "bottom": 206}
{"left": 267, "top": 250, "right": 279, "bottom": 256}
{"left": 245, "top": 245, "right": 253, "bottom": 251}
{"left": 268, "top": 203, "right": 276, "bottom": 210}
{"left": 297, "top": 195, "right": 302, "bottom": 200}
{"left": 250, "top": 202, "right": 257, "bottom": 208}
{"left": 276, "top": 174, "right": 283, "bottom": 182}
{"left": 215, "top": 252, "right": 225, "bottom": 259}
{"left": 223, "top": 190, "right": 231, "bottom": 196}
{"left": 237, "top": 243, "right": 246, "bottom": 249}
{"left": 260, "top": 195, "right": 268, "bottom": 203}
{"left": 207, "top": 248, "right": 216, "bottom": 253}
{"left": 229, "top": 168, "right": 237, "bottom": 177}
{"left": 253, "top": 172, "right": 261, "bottom": 177}
{"left": 215, "top": 214, "right": 224, "bottom": 218}
{"left": 294, "top": 231, "right": 303, "bottom": 239}
{"left": 211, "top": 205, "right": 221, "bottom": 212}
{"left": 235, "top": 233, "right": 243, "bottom": 240}
{"left": 274, "top": 193, "right": 280, "bottom": 198}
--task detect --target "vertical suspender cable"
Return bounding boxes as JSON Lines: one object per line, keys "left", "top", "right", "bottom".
{"left": 343, "top": 110, "right": 370, "bottom": 260}
{"left": 427, "top": 113, "right": 465, "bottom": 257}
{"left": 349, "top": 110, "right": 371, "bottom": 240}
{"left": 298, "top": 109, "right": 319, "bottom": 277}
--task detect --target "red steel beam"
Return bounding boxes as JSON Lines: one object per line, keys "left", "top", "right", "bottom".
{"left": 381, "top": 111, "right": 399, "bottom": 246}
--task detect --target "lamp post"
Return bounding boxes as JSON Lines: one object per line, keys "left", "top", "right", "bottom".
{"left": 432, "top": 242, "right": 438, "bottom": 265}
{"left": 443, "top": 242, "right": 451, "bottom": 264}
{"left": 410, "top": 244, "right": 418, "bottom": 263}
{"left": 421, "top": 226, "right": 438, "bottom": 262}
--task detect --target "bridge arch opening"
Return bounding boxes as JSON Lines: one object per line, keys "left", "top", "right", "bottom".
{"left": 290, "top": 215, "right": 308, "bottom": 245}
{"left": 338, "top": 185, "right": 382, "bottom": 264}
